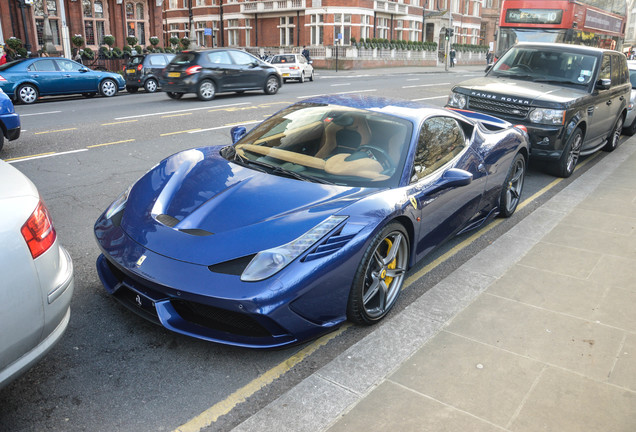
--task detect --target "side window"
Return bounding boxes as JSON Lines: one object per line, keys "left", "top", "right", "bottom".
{"left": 32, "top": 60, "right": 58, "bottom": 72}
{"left": 599, "top": 54, "right": 611, "bottom": 82}
{"left": 206, "top": 51, "right": 232, "bottom": 65}
{"left": 229, "top": 50, "right": 257, "bottom": 66}
{"left": 411, "top": 117, "right": 467, "bottom": 182}
{"left": 57, "top": 59, "right": 82, "bottom": 72}
{"left": 149, "top": 56, "right": 167, "bottom": 66}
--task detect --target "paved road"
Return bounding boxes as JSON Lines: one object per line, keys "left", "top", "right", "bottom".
{"left": 0, "top": 66, "right": 615, "bottom": 432}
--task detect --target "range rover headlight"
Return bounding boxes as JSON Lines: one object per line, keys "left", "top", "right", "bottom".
{"left": 529, "top": 108, "right": 565, "bottom": 125}
{"left": 447, "top": 92, "right": 467, "bottom": 109}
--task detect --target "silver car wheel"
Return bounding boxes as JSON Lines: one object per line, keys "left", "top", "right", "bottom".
{"left": 18, "top": 84, "right": 38, "bottom": 104}
{"left": 100, "top": 79, "right": 117, "bottom": 97}
{"left": 197, "top": 80, "right": 216, "bottom": 101}
{"left": 264, "top": 76, "right": 279, "bottom": 95}
{"left": 144, "top": 78, "right": 158, "bottom": 93}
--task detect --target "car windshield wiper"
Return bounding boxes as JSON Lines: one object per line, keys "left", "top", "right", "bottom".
{"left": 240, "top": 158, "right": 334, "bottom": 184}
{"left": 533, "top": 78, "right": 579, "bottom": 85}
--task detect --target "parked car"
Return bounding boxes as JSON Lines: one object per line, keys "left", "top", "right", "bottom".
{"left": 124, "top": 53, "right": 176, "bottom": 93}
{"left": 447, "top": 43, "right": 630, "bottom": 177}
{"left": 160, "top": 48, "right": 282, "bottom": 101}
{"left": 269, "top": 53, "right": 314, "bottom": 83}
{"left": 623, "top": 60, "right": 636, "bottom": 136}
{"left": 0, "top": 57, "right": 125, "bottom": 104}
{"left": 0, "top": 88, "right": 20, "bottom": 152}
{"left": 0, "top": 160, "right": 74, "bottom": 389}
{"left": 94, "top": 95, "right": 528, "bottom": 348}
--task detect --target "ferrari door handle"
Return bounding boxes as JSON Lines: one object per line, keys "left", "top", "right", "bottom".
{"left": 63, "top": 74, "right": 71, "bottom": 77}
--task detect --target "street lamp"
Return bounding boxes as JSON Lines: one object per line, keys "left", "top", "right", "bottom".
{"left": 15, "top": 0, "right": 32, "bottom": 52}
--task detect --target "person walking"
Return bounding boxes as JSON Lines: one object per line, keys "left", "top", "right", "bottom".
{"left": 302, "top": 46, "right": 311, "bottom": 62}
{"left": 449, "top": 48, "right": 456, "bottom": 68}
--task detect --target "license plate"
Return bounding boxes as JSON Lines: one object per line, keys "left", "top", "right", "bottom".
{"left": 168, "top": 72, "right": 181, "bottom": 78}
{"left": 282, "top": 73, "right": 290, "bottom": 77}
{"left": 126, "top": 69, "right": 136, "bottom": 74}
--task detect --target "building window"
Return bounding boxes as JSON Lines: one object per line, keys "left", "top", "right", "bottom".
{"left": 82, "top": 0, "right": 106, "bottom": 46}
{"left": 310, "top": 14, "right": 324, "bottom": 45}
{"left": 169, "top": 24, "right": 180, "bottom": 40}
{"left": 360, "top": 15, "right": 371, "bottom": 40}
{"left": 169, "top": 0, "right": 178, "bottom": 8}
{"left": 33, "top": 0, "right": 61, "bottom": 48}
{"left": 279, "top": 16, "right": 294, "bottom": 46}
{"left": 196, "top": 22, "right": 206, "bottom": 46}
{"left": 126, "top": 2, "right": 146, "bottom": 45}
{"left": 377, "top": 17, "right": 389, "bottom": 40}
{"left": 333, "top": 13, "right": 351, "bottom": 44}
{"left": 228, "top": 19, "right": 239, "bottom": 46}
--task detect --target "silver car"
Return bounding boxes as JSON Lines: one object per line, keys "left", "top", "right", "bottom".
{"left": 624, "top": 61, "right": 636, "bottom": 135}
{"left": 270, "top": 53, "right": 314, "bottom": 83}
{"left": 0, "top": 160, "right": 74, "bottom": 390}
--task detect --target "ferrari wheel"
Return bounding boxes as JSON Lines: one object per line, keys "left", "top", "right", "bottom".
{"left": 499, "top": 153, "right": 525, "bottom": 218}
{"left": 347, "top": 222, "right": 409, "bottom": 325}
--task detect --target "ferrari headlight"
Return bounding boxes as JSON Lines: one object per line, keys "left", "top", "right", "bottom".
{"left": 105, "top": 184, "right": 133, "bottom": 220}
{"left": 241, "top": 215, "right": 348, "bottom": 282}
{"left": 529, "top": 108, "right": 565, "bottom": 125}
{"left": 447, "top": 92, "right": 467, "bottom": 109}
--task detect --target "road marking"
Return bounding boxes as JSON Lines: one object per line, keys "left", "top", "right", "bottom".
{"left": 114, "top": 102, "right": 248, "bottom": 120}
{"left": 34, "top": 127, "right": 78, "bottom": 135}
{"left": 20, "top": 110, "right": 62, "bottom": 117}
{"left": 331, "top": 83, "right": 352, "bottom": 87}
{"left": 102, "top": 120, "right": 139, "bottom": 126}
{"left": 173, "top": 325, "right": 350, "bottom": 432}
{"left": 87, "top": 139, "right": 136, "bottom": 148}
{"left": 7, "top": 149, "right": 88, "bottom": 163}
{"left": 410, "top": 96, "right": 448, "bottom": 101}
{"left": 189, "top": 120, "right": 261, "bottom": 133}
{"left": 402, "top": 82, "right": 450, "bottom": 88}
{"left": 160, "top": 128, "right": 202, "bottom": 136}
{"left": 300, "top": 89, "right": 377, "bottom": 98}
{"left": 162, "top": 113, "right": 193, "bottom": 118}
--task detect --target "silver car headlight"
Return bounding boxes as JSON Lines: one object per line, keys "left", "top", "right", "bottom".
{"left": 529, "top": 108, "right": 565, "bottom": 125}
{"left": 447, "top": 92, "right": 467, "bottom": 109}
{"left": 241, "top": 215, "right": 348, "bottom": 282}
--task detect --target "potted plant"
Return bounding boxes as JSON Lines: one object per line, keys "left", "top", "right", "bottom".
{"left": 103, "top": 34, "right": 115, "bottom": 48}
{"left": 72, "top": 34, "right": 85, "bottom": 49}
{"left": 180, "top": 37, "right": 191, "bottom": 50}
{"left": 149, "top": 36, "right": 160, "bottom": 48}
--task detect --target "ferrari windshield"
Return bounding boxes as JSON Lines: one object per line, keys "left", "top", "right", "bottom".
{"left": 231, "top": 103, "right": 413, "bottom": 188}
{"left": 491, "top": 46, "right": 598, "bottom": 86}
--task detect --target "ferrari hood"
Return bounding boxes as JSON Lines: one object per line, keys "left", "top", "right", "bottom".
{"left": 120, "top": 147, "right": 374, "bottom": 265}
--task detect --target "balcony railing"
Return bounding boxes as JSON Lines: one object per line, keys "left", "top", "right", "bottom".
{"left": 374, "top": 0, "right": 408, "bottom": 15}
{"left": 241, "top": 0, "right": 305, "bottom": 13}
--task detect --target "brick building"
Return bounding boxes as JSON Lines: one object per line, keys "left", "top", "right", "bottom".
{"left": 0, "top": 0, "right": 163, "bottom": 58}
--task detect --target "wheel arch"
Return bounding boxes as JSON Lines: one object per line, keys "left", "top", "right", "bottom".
{"left": 15, "top": 80, "right": 40, "bottom": 97}
{"left": 390, "top": 215, "right": 415, "bottom": 269}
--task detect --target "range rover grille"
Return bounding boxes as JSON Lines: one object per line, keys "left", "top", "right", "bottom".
{"left": 468, "top": 96, "right": 531, "bottom": 120}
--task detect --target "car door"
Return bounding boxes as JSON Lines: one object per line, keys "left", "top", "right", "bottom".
{"left": 55, "top": 58, "right": 96, "bottom": 93}
{"left": 26, "top": 59, "right": 60, "bottom": 95}
{"left": 204, "top": 50, "right": 234, "bottom": 91}
{"left": 227, "top": 50, "right": 264, "bottom": 89}
{"left": 586, "top": 53, "right": 614, "bottom": 147}
{"left": 409, "top": 116, "right": 487, "bottom": 260}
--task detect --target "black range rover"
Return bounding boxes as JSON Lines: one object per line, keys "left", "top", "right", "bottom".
{"left": 447, "top": 43, "right": 630, "bottom": 177}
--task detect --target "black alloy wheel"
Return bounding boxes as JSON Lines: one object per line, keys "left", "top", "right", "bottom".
{"left": 499, "top": 153, "right": 526, "bottom": 218}
{"left": 603, "top": 115, "right": 623, "bottom": 152}
{"left": 549, "top": 127, "right": 582, "bottom": 178}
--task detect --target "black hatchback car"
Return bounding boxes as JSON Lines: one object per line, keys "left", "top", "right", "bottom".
{"left": 124, "top": 53, "right": 176, "bottom": 93}
{"left": 160, "top": 49, "right": 282, "bottom": 101}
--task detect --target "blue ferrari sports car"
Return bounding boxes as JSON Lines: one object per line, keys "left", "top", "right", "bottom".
{"left": 95, "top": 95, "right": 529, "bottom": 348}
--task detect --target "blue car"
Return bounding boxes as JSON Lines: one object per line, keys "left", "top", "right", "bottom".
{"left": 95, "top": 95, "right": 529, "bottom": 348}
{"left": 0, "top": 57, "right": 125, "bottom": 104}
{"left": 0, "top": 88, "right": 20, "bottom": 152}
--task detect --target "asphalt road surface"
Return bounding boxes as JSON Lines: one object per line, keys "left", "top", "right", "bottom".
{"left": 0, "top": 67, "right": 614, "bottom": 432}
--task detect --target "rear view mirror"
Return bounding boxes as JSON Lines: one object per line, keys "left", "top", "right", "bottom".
{"left": 230, "top": 126, "right": 247, "bottom": 144}
{"left": 596, "top": 78, "right": 611, "bottom": 90}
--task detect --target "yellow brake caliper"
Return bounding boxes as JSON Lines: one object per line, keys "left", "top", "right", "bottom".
{"left": 382, "top": 238, "right": 396, "bottom": 286}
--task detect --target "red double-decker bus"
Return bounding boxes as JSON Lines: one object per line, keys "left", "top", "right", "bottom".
{"left": 496, "top": 0, "right": 627, "bottom": 57}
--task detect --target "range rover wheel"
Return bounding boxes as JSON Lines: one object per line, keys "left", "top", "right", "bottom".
{"left": 548, "top": 127, "right": 582, "bottom": 178}
{"left": 603, "top": 115, "right": 623, "bottom": 152}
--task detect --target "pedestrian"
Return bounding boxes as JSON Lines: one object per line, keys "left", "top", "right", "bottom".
{"left": 0, "top": 47, "right": 6, "bottom": 66}
{"left": 449, "top": 48, "right": 456, "bottom": 68}
{"left": 302, "top": 46, "right": 310, "bottom": 62}
{"left": 486, "top": 51, "right": 493, "bottom": 64}
{"left": 73, "top": 48, "right": 83, "bottom": 64}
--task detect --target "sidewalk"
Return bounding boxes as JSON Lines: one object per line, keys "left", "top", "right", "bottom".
{"left": 231, "top": 138, "right": 636, "bottom": 432}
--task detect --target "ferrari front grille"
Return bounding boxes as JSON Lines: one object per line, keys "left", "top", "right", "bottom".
{"left": 468, "top": 96, "right": 530, "bottom": 120}
{"left": 171, "top": 300, "right": 272, "bottom": 337}
{"left": 156, "top": 214, "right": 213, "bottom": 236}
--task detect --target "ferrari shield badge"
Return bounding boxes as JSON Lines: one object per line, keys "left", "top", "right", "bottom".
{"left": 409, "top": 196, "right": 418, "bottom": 209}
